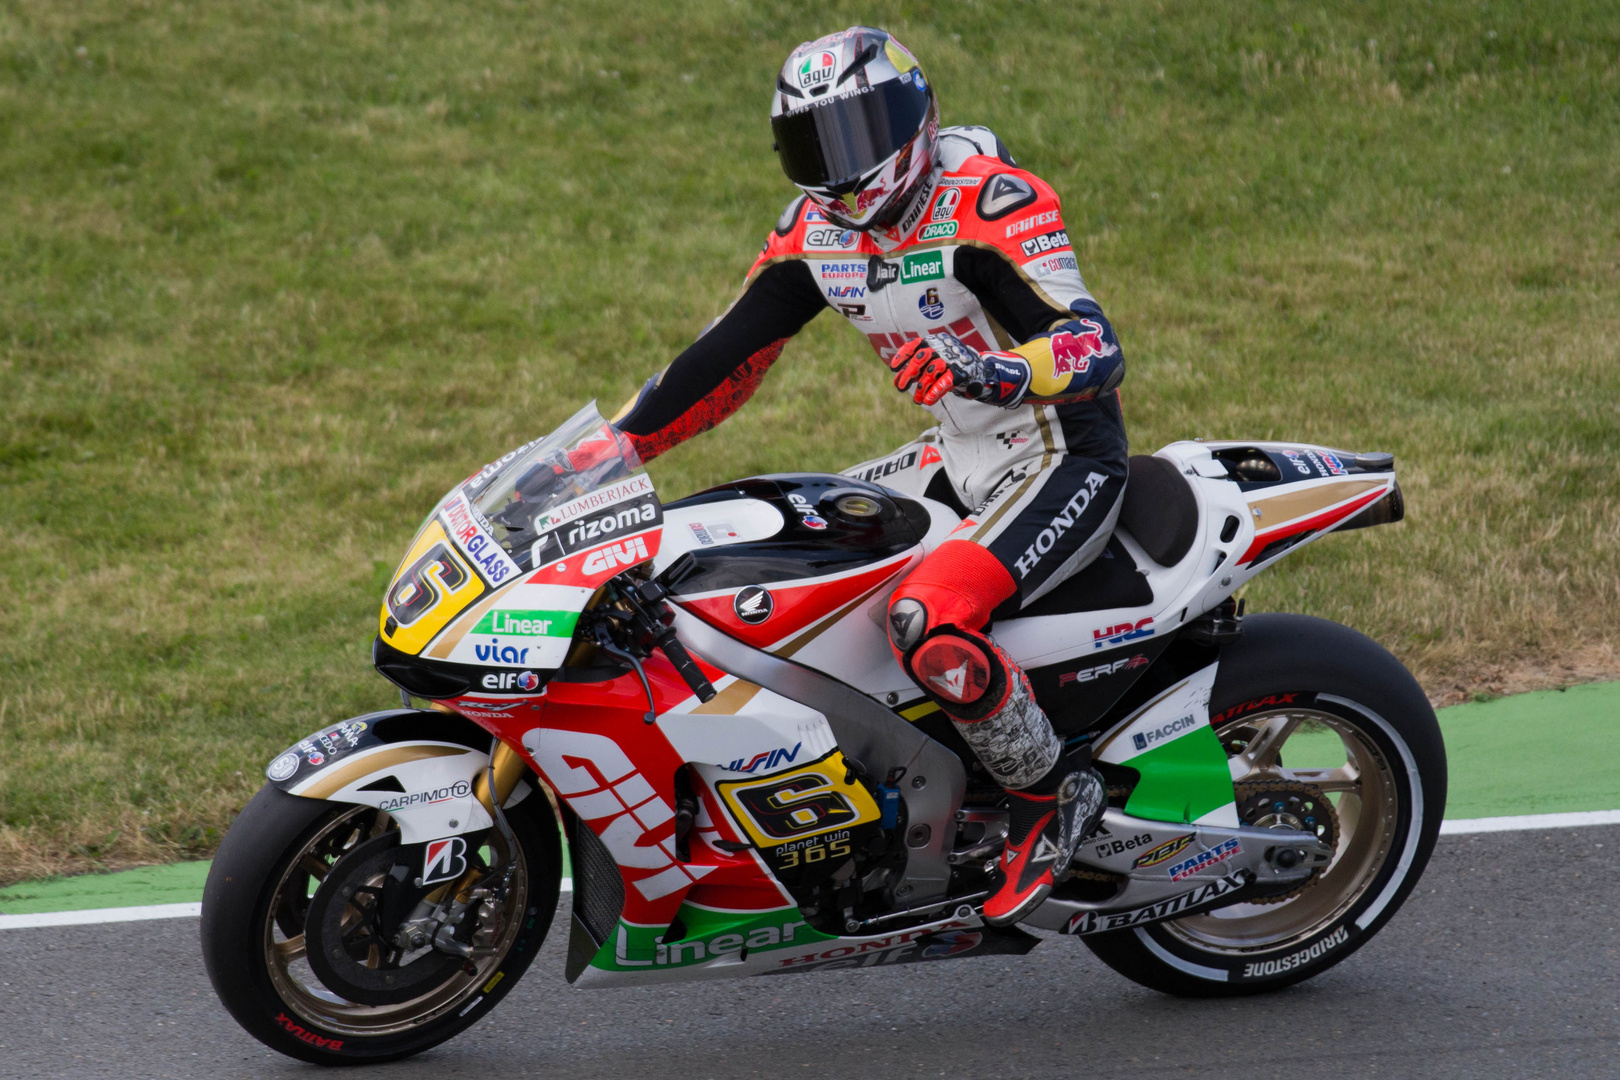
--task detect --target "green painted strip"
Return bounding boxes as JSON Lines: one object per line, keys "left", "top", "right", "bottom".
{"left": 1426, "top": 679, "right": 1620, "bottom": 819}
{"left": 4, "top": 682, "right": 1616, "bottom": 915}
{"left": 0, "top": 837, "right": 572, "bottom": 916}
{"left": 1122, "top": 723, "right": 1235, "bottom": 824}
{"left": 0, "top": 860, "right": 211, "bottom": 916}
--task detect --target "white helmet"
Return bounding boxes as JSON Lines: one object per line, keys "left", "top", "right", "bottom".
{"left": 770, "top": 27, "right": 939, "bottom": 232}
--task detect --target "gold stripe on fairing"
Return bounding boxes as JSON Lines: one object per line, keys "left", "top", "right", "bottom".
{"left": 1249, "top": 479, "right": 1387, "bottom": 527}
{"left": 966, "top": 406, "right": 1057, "bottom": 543}
{"left": 773, "top": 574, "right": 904, "bottom": 660}
{"left": 693, "top": 678, "right": 766, "bottom": 715}
{"left": 292, "top": 744, "right": 470, "bottom": 800}
{"left": 426, "top": 582, "right": 519, "bottom": 660}
{"left": 901, "top": 701, "right": 941, "bottom": 721}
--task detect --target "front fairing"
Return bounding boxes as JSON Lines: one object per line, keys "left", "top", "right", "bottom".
{"left": 373, "top": 403, "right": 663, "bottom": 698}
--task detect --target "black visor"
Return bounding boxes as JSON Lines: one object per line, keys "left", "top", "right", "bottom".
{"left": 772, "top": 78, "right": 931, "bottom": 188}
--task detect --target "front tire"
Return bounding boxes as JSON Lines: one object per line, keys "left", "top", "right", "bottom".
{"left": 1083, "top": 614, "right": 1445, "bottom": 997}
{"left": 201, "top": 783, "right": 561, "bottom": 1064}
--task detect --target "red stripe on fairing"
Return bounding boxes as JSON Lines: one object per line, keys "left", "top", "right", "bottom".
{"left": 676, "top": 557, "right": 914, "bottom": 650}
{"left": 1238, "top": 487, "right": 1388, "bottom": 565}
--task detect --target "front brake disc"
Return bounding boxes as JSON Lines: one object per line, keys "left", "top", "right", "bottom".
{"left": 304, "top": 833, "right": 465, "bottom": 1006}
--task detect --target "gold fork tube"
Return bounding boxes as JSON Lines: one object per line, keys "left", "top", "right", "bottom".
{"left": 473, "top": 740, "right": 527, "bottom": 816}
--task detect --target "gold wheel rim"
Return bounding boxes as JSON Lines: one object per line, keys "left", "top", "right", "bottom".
{"left": 1161, "top": 704, "right": 1399, "bottom": 954}
{"left": 262, "top": 807, "right": 528, "bottom": 1038}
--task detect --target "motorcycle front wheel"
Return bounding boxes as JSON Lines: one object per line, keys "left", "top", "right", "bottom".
{"left": 201, "top": 782, "right": 561, "bottom": 1064}
{"left": 1083, "top": 614, "right": 1446, "bottom": 997}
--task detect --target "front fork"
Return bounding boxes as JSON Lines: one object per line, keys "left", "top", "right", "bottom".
{"left": 406, "top": 741, "right": 532, "bottom": 960}
{"left": 440, "top": 741, "right": 529, "bottom": 907}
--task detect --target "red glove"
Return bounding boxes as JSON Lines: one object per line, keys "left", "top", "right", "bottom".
{"left": 889, "top": 333, "right": 1031, "bottom": 408}
{"left": 562, "top": 426, "right": 638, "bottom": 474}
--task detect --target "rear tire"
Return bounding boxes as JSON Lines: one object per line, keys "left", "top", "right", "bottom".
{"left": 201, "top": 783, "right": 561, "bottom": 1064}
{"left": 1083, "top": 614, "right": 1445, "bottom": 997}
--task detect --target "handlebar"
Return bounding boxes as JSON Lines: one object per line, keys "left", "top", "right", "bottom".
{"left": 655, "top": 630, "right": 717, "bottom": 704}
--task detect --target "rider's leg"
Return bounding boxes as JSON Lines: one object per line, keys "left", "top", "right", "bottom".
{"left": 886, "top": 437, "right": 1127, "bottom": 924}
{"left": 887, "top": 541, "right": 1106, "bottom": 924}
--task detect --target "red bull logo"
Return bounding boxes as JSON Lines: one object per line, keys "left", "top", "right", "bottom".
{"left": 1050, "top": 318, "right": 1119, "bottom": 376}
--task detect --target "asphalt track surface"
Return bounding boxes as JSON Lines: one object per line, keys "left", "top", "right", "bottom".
{"left": 2, "top": 826, "right": 1616, "bottom": 1080}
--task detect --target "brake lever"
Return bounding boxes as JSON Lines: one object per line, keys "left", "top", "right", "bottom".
{"left": 593, "top": 624, "right": 657, "bottom": 724}
{"left": 620, "top": 567, "right": 717, "bottom": 705}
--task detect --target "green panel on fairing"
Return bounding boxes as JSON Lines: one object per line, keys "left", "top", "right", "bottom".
{"left": 591, "top": 903, "right": 834, "bottom": 972}
{"left": 1123, "top": 723, "right": 1236, "bottom": 823}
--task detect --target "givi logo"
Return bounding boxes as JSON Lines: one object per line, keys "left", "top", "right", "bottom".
{"left": 521, "top": 728, "right": 711, "bottom": 901}
{"left": 582, "top": 535, "right": 650, "bottom": 576}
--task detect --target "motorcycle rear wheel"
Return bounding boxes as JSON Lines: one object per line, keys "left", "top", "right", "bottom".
{"left": 1083, "top": 613, "right": 1445, "bottom": 997}
{"left": 201, "top": 782, "right": 561, "bottom": 1064}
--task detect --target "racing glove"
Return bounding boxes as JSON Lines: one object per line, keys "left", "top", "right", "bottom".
{"left": 889, "top": 332, "right": 1032, "bottom": 409}
{"left": 511, "top": 427, "right": 637, "bottom": 502}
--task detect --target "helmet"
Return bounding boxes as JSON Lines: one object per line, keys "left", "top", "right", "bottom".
{"left": 770, "top": 27, "right": 939, "bottom": 232}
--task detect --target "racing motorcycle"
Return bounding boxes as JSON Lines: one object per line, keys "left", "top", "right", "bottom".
{"left": 201, "top": 403, "right": 1445, "bottom": 1064}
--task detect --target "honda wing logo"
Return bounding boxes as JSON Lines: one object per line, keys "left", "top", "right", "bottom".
{"left": 733, "top": 585, "right": 774, "bottom": 624}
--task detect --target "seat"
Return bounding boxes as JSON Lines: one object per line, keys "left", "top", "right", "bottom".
{"left": 1013, "top": 535, "right": 1153, "bottom": 617}
{"left": 1117, "top": 454, "right": 1198, "bottom": 567}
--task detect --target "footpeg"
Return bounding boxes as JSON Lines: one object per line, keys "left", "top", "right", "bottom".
{"left": 947, "top": 808, "right": 1008, "bottom": 865}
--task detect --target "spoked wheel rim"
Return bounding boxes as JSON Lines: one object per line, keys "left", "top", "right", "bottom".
{"left": 262, "top": 807, "right": 528, "bottom": 1038}
{"left": 1161, "top": 701, "right": 1399, "bottom": 954}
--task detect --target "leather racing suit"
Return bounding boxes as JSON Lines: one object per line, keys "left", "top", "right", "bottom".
{"left": 614, "top": 128, "right": 1126, "bottom": 917}
{"left": 616, "top": 125, "right": 1128, "bottom": 614}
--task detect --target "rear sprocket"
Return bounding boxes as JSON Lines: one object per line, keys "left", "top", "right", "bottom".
{"left": 1234, "top": 780, "right": 1340, "bottom": 904}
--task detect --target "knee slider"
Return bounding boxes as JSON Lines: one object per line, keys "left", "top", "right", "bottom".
{"left": 903, "top": 627, "right": 1010, "bottom": 720}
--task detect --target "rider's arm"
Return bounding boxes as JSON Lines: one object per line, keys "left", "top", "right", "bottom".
{"left": 612, "top": 256, "right": 824, "bottom": 462}
{"left": 953, "top": 182, "right": 1125, "bottom": 404}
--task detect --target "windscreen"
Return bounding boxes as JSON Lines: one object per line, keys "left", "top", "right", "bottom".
{"left": 456, "top": 402, "right": 659, "bottom": 575}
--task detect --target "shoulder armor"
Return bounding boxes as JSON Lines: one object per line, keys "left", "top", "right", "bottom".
{"left": 976, "top": 172, "right": 1038, "bottom": 221}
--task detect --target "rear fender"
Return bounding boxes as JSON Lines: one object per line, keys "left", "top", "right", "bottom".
{"left": 262, "top": 708, "right": 528, "bottom": 844}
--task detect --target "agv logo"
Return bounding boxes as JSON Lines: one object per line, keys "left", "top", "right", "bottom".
{"left": 798, "top": 50, "right": 836, "bottom": 89}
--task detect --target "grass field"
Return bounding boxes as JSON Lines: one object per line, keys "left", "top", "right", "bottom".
{"left": 2, "top": 0, "right": 1617, "bottom": 884}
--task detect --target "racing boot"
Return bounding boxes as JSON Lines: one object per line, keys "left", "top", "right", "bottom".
{"left": 983, "top": 751, "right": 1107, "bottom": 926}
{"left": 902, "top": 624, "right": 1107, "bottom": 925}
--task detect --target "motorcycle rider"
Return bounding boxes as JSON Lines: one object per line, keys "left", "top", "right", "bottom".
{"left": 611, "top": 27, "right": 1125, "bottom": 925}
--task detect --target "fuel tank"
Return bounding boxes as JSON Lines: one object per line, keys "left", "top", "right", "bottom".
{"left": 655, "top": 474, "right": 942, "bottom": 674}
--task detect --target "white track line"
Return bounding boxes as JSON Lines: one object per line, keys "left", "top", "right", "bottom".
{"left": 5, "top": 813, "right": 1618, "bottom": 933}
{"left": 0, "top": 902, "right": 202, "bottom": 930}
{"left": 1439, "top": 809, "right": 1620, "bottom": 835}
{"left": 0, "top": 878, "right": 573, "bottom": 932}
